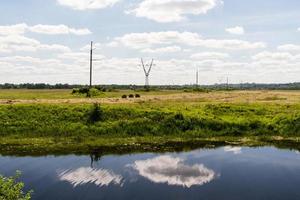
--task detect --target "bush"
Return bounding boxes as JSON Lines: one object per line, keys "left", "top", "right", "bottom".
{"left": 122, "top": 95, "right": 127, "bottom": 99}
{"left": 79, "top": 87, "right": 90, "bottom": 94}
{"left": 129, "top": 94, "right": 134, "bottom": 98}
{"left": 135, "top": 94, "right": 141, "bottom": 98}
{"left": 72, "top": 88, "right": 80, "bottom": 94}
{"left": 88, "top": 104, "right": 103, "bottom": 123}
{"left": 87, "top": 88, "right": 102, "bottom": 97}
{"left": 0, "top": 171, "right": 32, "bottom": 200}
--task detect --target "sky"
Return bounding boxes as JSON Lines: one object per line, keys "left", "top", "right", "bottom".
{"left": 0, "top": 0, "right": 300, "bottom": 85}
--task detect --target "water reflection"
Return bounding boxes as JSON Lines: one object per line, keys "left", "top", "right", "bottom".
{"left": 59, "top": 167, "right": 123, "bottom": 187}
{"left": 132, "top": 155, "right": 216, "bottom": 188}
{"left": 224, "top": 146, "right": 242, "bottom": 154}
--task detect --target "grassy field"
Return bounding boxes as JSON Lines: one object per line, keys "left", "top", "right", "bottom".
{"left": 0, "top": 89, "right": 181, "bottom": 100}
{"left": 0, "top": 89, "right": 299, "bottom": 155}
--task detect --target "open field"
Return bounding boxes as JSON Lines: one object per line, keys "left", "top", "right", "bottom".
{"left": 0, "top": 89, "right": 182, "bottom": 100}
{"left": 0, "top": 89, "right": 299, "bottom": 104}
{"left": 0, "top": 89, "right": 299, "bottom": 155}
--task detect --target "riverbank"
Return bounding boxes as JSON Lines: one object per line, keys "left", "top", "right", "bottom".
{"left": 1, "top": 135, "right": 300, "bottom": 156}
{"left": 0, "top": 96, "right": 299, "bottom": 155}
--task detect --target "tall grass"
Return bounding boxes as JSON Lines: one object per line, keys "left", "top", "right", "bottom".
{"left": 0, "top": 103, "right": 299, "bottom": 138}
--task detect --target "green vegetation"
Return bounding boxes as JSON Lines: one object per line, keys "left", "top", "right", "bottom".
{"left": 0, "top": 89, "right": 299, "bottom": 155}
{"left": 0, "top": 100, "right": 299, "bottom": 154}
{"left": 0, "top": 171, "right": 32, "bottom": 200}
{"left": 0, "top": 89, "right": 178, "bottom": 100}
{"left": 1, "top": 102, "right": 299, "bottom": 137}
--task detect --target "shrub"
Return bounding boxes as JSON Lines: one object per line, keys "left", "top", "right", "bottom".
{"left": 135, "top": 94, "right": 141, "bottom": 98}
{"left": 95, "top": 86, "right": 107, "bottom": 92}
{"left": 122, "top": 95, "right": 127, "bottom": 99}
{"left": 0, "top": 171, "right": 32, "bottom": 200}
{"left": 72, "top": 88, "right": 80, "bottom": 94}
{"left": 88, "top": 103, "right": 103, "bottom": 123}
{"left": 79, "top": 87, "right": 89, "bottom": 94}
{"left": 129, "top": 94, "right": 134, "bottom": 98}
{"left": 87, "top": 88, "right": 101, "bottom": 97}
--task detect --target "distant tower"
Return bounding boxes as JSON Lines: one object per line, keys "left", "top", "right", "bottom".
{"left": 140, "top": 58, "right": 154, "bottom": 87}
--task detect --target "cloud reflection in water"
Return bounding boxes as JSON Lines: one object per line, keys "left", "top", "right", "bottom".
{"left": 132, "top": 155, "right": 216, "bottom": 188}
{"left": 224, "top": 146, "right": 242, "bottom": 154}
{"left": 58, "top": 167, "right": 123, "bottom": 187}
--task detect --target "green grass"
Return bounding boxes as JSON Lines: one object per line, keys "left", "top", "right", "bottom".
{"left": 0, "top": 89, "right": 181, "bottom": 100}
{"left": 0, "top": 101, "right": 299, "bottom": 155}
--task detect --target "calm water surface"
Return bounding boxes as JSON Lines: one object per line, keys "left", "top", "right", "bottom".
{"left": 1, "top": 146, "right": 300, "bottom": 200}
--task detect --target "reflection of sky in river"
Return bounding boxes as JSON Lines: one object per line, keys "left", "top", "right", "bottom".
{"left": 59, "top": 167, "right": 123, "bottom": 187}
{"left": 224, "top": 146, "right": 242, "bottom": 154}
{"left": 132, "top": 155, "right": 216, "bottom": 187}
{"left": 1, "top": 146, "right": 300, "bottom": 200}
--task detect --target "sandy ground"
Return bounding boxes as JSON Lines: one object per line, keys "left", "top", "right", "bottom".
{"left": 0, "top": 90, "right": 299, "bottom": 105}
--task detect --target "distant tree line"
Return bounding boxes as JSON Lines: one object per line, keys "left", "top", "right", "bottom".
{"left": 0, "top": 82, "right": 299, "bottom": 90}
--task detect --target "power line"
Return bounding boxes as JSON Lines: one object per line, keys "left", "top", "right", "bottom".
{"left": 140, "top": 58, "right": 155, "bottom": 87}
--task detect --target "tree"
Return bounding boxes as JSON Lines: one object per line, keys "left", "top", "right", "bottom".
{"left": 0, "top": 171, "right": 32, "bottom": 200}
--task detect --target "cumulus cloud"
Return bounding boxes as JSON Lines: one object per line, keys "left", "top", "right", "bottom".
{"left": 141, "top": 46, "right": 182, "bottom": 53}
{"left": 127, "top": 0, "right": 222, "bottom": 23}
{"left": 0, "top": 34, "right": 71, "bottom": 53}
{"left": 57, "top": 0, "right": 121, "bottom": 10}
{"left": 190, "top": 52, "right": 229, "bottom": 60}
{"left": 132, "top": 155, "right": 216, "bottom": 188}
{"left": 0, "top": 23, "right": 27, "bottom": 35}
{"left": 226, "top": 26, "right": 245, "bottom": 35}
{"left": 277, "top": 44, "right": 300, "bottom": 52}
{"left": 29, "top": 24, "right": 91, "bottom": 35}
{"left": 114, "top": 31, "right": 265, "bottom": 50}
{"left": 0, "top": 23, "right": 91, "bottom": 36}
{"left": 59, "top": 167, "right": 123, "bottom": 187}
{"left": 252, "top": 51, "right": 294, "bottom": 61}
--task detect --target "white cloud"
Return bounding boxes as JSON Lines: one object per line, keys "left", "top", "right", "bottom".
{"left": 59, "top": 52, "right": 104, "bottom": 60}
{"left": 114, "top": 31, "right": 266, "bottom": 50}
{"left": 57, "top": 0, "right": 121, "bottom": 10}
{"left": 127, "top": 0, "right": 222, "bottom": 23}
{"left": 132, "top": 155, "right": 216, "bottom": 188}
{"left": 39, "top": 44, "right": 71, "bottom": 52}
{"left": 106, "top": 41, "right": 119, "bottom": 47}
{"left": 0, "top": 23, "right": 27, "bottom": 35}
{"left": 0, "top": 23, "right": 91, "bottom": 36}
{"left": 226, "top": 26, "right": 245, "bottom": 35}
{"left": 59, "top": 167, "right": 123, "bottom": 187}
{"left": 252, "top": 51, "right": 294, "bottom": 61}
{"left": 29, "top": 24, "right": 91, "bottom": 35}
{"left": 277, "top": 44, "right": 300, "bottom": 52}
{"left": 191, "top": 52, "right": 229, "bottom": 60}
{"left": 141, "top": 46, "right": 182, "bottom": 53}
{"left": 0, "top": 35, "right": 71, "bottom": 53}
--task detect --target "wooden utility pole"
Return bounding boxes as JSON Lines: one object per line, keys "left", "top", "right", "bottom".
{"left": 89, "top": 41, "right": 93, "bottom": 88}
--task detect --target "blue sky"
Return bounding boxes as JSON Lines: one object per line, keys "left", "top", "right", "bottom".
{"left": 0, "top": 0, "right": 300, "bottom": 85}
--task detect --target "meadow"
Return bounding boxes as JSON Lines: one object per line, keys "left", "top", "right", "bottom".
{"left": 0, "top": 89, "right": 299, "bottom": 155}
